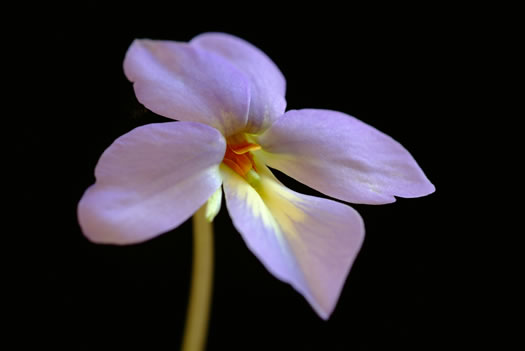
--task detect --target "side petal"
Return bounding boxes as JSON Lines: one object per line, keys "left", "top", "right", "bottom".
{"left": 78, "top": 122, "right": 225, "bottom": 244}
{"left": 191, "top": 33, "right": 286, "bottom": 133}
{"left": 257, "top": 109, "right": 436, "bottom": 204}
{"left": 124, "top": 39, "right": 250, "bottom": 136}
{"left": 221, "top": 164, "right": 364, "bottom": 319}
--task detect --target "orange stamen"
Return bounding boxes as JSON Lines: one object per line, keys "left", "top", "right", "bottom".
{"left": 230, "top": 141, "right": 261, "bottom": 155}
{"left": 222, "top": 136, "right": 260, "bottom": 177}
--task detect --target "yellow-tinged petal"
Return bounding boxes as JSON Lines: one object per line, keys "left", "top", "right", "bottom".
{"left": 205, "top": 186, "right": 223, "bottom": 222}
{"left": 220, "top": 164, "right": 365, "bottom": 319}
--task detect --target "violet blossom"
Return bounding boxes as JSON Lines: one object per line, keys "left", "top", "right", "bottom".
{"left": 78, "top": 33, "right": 435, "bottom": 319}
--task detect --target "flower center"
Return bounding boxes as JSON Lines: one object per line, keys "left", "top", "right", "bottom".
{"left": 222, "top": 134, "right": 261, "bottom": 179}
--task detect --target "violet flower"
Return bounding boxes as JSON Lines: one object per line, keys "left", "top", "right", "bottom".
{"left": 78, "top": 33, "right": 435, "bottom": 321}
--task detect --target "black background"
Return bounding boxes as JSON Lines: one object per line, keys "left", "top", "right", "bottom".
{"left": 22, "top": 5, "right": 484, "bottom": 351}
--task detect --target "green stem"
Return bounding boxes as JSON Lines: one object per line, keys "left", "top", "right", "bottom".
{"left": 181, "top": 205, "right": 214, "bottom": 351}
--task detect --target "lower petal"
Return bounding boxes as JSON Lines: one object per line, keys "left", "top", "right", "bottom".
{"left": 221, "top": 164, "right": 364, "bottom": 319}
{"left": 78, "top": 122, "right": 225, "bottom": 244}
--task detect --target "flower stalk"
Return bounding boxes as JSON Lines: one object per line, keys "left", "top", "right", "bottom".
{"left": 181, "top": 205, "right": 214, "bottom": 351}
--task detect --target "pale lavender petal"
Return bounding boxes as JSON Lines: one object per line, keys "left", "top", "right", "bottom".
{"left": 191, "top": 33, "right": 286, "bottom": 133}
{"left": 78, "top": 122, "right": 225, "bottom": 244}
{"left": 124, "top": 39, "right": 250, "bottom": 136}
{"left": 257, "top": 109, "right": 435, "bottom": 204}
{"left": 221, "top": 164, "right": 364, "bottom": 319}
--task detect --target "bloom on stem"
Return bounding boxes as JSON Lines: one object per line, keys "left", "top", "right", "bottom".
{"left": 78, "top": 33, "right": 435, "bottom": 319}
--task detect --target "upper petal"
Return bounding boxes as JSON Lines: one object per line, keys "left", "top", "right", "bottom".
{"left": 221, "top": 164, "right": 364, "bottom": 319}
{"left": 257, "top": 109, "right": 435, "bottom": 204}
{"left": 78, "top": 122, "right": 225, "bottom": 244}
{"left": 191, "top": 33, "right": 286, "bottom": 133}
{"left": 124, "top": 39, "right": 251, "bottom": 136}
